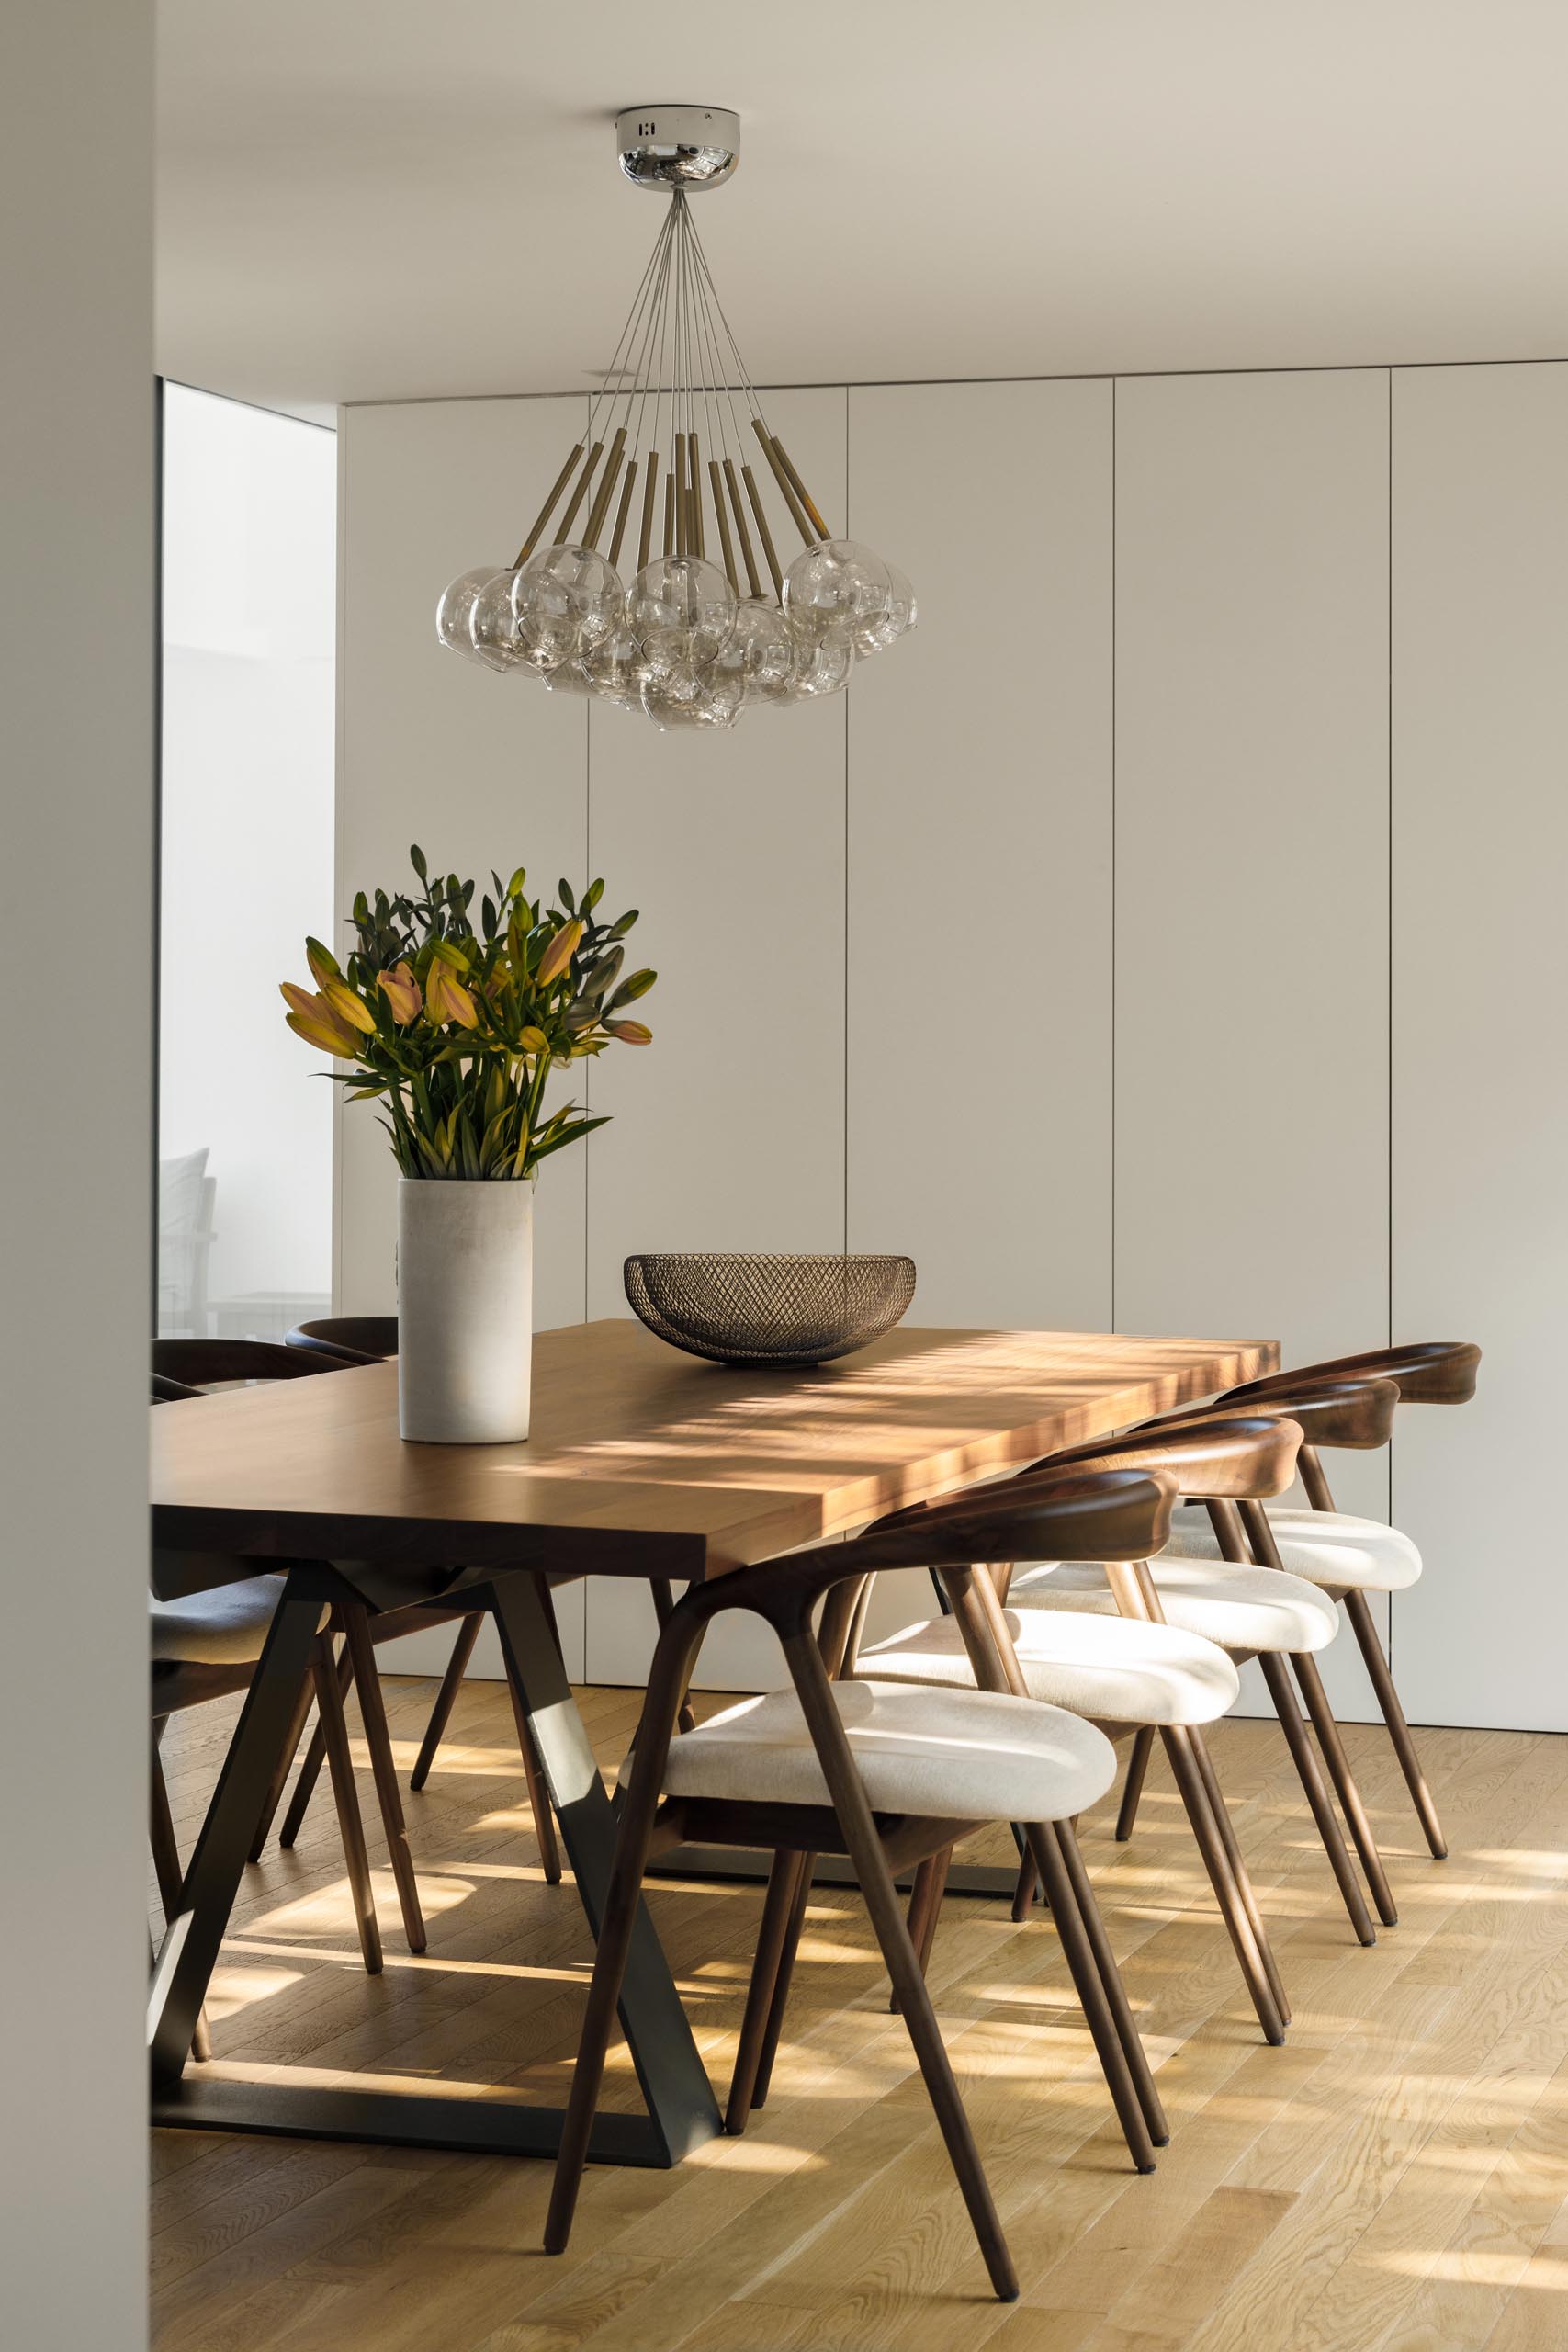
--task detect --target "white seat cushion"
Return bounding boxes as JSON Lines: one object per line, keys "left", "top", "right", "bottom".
{"left": 645, "top": 1679, "right": 1116, "bottom": 1823}
{"left": 1011, "top": 1559, "right": 1338, "bottom": 1656}
{"left": 858, "top": 1609, "right": 1240, "bottom": 1727}
{"left": 1162, "top": 1504, "right": 1422, "bottom": 1594}
{"left": 149, "top": 1576, "right": 325, "bottom": 1664}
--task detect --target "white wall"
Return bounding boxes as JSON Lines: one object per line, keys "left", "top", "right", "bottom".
{"left": 0, "top": 7, "right": 152, "bottom": 2346}
{"left": 339, "top": 363, "right": 1562, "bottom": 1728}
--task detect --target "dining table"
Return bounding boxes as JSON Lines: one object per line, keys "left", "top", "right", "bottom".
{"left": 149, "top": 1317, "right": 1275, "bottom": 2171}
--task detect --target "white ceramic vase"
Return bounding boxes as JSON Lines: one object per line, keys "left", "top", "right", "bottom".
{"left": 397, "top": 1177, "right": 535, "bottom": 1443}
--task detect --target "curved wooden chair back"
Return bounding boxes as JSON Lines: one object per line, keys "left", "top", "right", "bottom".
{"left": 1183, "top": 1375, "right": 1398, "bottom": 1453}
{"left": 152, "top": 1337, "right": 341, "bottom": 1387}
{"left": 287, "top": 1316, "right": 399, "bottom": 1365}
{"left": 1231, "top": 1341, "right": 1479, "bottom": 1408}
{"left": 1027, "top": 1412, "right": 1303, "bottom": 1503}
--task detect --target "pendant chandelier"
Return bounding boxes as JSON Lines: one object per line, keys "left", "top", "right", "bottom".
{"left": 434, "top": 105, "right": 916, "bottom": 731}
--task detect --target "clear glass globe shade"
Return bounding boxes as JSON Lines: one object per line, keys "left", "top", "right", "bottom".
{"left": 468, "top": 569, "right": 529, "bottom": 671}
{"left": 436, "top": 566, "right": 505, "bottom": 664}
{"left": 853, "top": 561, "right": 918, "bottom": 656}
{"left": 639, "top": 657, "right": 744, "bottom": 731}
{"left": 789, "top": 626, "right": 856, "bottom": 700}
{"left": 543, "top": 659, "right": 593, "bottom": 696}
{"left": 579, "top": 624, "right": 647, "bottom": 707}
{"left": 626, "top": 555, "right": 736, "bottom": 673}
{"left": 509, "top": 569, "right": 580, "bottom": 673}
{"left": 729, "top": 598, "right": 796, "bottom": 703}
{"left": 783, "top": 538, "right": 892, "bottom": 643}
{"left": 518, "top": 543, "right": 624, "bottom": 650}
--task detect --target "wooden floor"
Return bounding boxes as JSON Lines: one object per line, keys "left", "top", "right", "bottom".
{"left": 152, "top": 1676, "right": 1568, "bottom": 2352}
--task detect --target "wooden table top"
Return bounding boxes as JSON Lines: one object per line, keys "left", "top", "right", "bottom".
{"left": 151, "top": 1319, "right": 1276, "bottom": 1583}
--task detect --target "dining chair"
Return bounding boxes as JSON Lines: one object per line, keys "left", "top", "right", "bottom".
{"left": 1196, "top": 1342, "right": 1480, "bottom": 1860}
{"left": 277, "top": 1315, "right": 562, "bottom": 1880}
{"left": 853, "top": 1413, "right": 1320, "bottom": 2044}
{"left": 150, "top": 1372, "right": 386, "bottom": 2059}
{"left": 152, "top": 1339, "right": 433, "bottom": 1951}
{"left": 547, "top": 1466, "right": 1182, "bottom": 2295}
{"left": 1021, "top": 1384, "right": 1400, "bottom": 1932}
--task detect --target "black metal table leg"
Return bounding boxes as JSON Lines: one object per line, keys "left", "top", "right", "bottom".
{"left": 149, "top": 1588, "right": 322, "bottom": 2085}
{"left": 487, "top": 1572, "right": 722, "bottom": 2165}
{"left": 151, "top": 1566, "right": 723, "bottom": 2170}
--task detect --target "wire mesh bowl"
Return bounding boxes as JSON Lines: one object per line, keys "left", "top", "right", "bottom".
{"left": 624, "top": 1252, "right": 917, "bottom": 1368}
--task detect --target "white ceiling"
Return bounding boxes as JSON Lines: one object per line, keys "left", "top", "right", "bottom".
{"left": 158, "top": 3, "right": 1568, "bottom": 415}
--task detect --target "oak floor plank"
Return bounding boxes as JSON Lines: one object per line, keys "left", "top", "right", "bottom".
{"left": 151, "top": 1680, "right": 1568, "bottom": 2352}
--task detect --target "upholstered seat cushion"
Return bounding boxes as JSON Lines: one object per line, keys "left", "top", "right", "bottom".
{"left": 149, "top": 1576, "right": 326, "bottom": 1664}
{"left": 858, "top": 1609, "right": 1240, "bottom": 1727}
{"left": 642, "top": 1679, "right": 1117, "bottom": 1823}
{"left": 1011, "top": 1558, "right": 1338, "bottom": 1655}
{"left": 1161, "top": 1504, "right": 1422, "bottom": 1594}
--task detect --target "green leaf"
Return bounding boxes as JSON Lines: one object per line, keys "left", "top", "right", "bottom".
{"left": 581, "top": 877, "right": 604, "bottom": 912}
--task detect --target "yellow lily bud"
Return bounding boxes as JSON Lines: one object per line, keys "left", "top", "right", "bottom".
{"left": 305, "top": 936, "right": 342, "bottom": 989}
{"left": 286, "top": 1005, "right": 359, "bottom": 1057}
{"left": 604, "top": 1018, "right": 652, "bottom": 1045}
{"left": 280, "top": 980, "right": 321, "bottom": 1022}
{"left": 377, "top": 962, "right": 422, "bottom": 1023}
{"left": 320, "top": 974, "right": 378, "bottom": 1035}
{"left": 426, "top": 965, "right": 479, "bottom": 1029}
{"left": 535, "top": 920, "right": 583, "bottom": 987}
{"left": 517, "top": 1026, "right": 549, "bottom": 1054}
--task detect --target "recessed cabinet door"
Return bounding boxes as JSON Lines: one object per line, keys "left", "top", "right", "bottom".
{"left": 1114, "top": 369, "right": 1391, "bottom": 1716}
{"left": 1392, "top": 362, "right": 1568, "bottom": 1734}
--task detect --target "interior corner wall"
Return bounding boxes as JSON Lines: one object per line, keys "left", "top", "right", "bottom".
{"left": 0, "top": 7, "right": 153, "bottom": 2346}
{"left": 338, "top": 360, "right": 1566, "bottom": 1731}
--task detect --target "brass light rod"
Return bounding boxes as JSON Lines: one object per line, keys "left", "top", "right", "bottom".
{"left": 556, "top": 440, "right": 604, "bottom": 544}
{"left": 608, "top": 458, "right": 639, "bottom": 571}
{"left": 513, "top": 442, "right": 584, "bottom": 569}
{"left": 752, "top": 418, "right": 816, "bottom": 549}
{"left": 771, "top": 436, "right": 830, "bottom": 541}
{"left": 708, "top": 458, "right": 738, "bottom": 594}
{"left": 582, "top": 427, "right": 627, "bottom": 550}
{"left": 724, "top": 458, "right": 764, "bottom": 600}
{"left": 638, "top": 451, "right": 660, "bottom": 571}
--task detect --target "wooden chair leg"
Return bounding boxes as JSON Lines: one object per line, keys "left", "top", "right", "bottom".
{"left": 278, "top": 1635, "right": 351, "bottom": 1849}
{"left": 779, "top": 1625, "right": 1017, "bottom": 2299}
{"left": 650, "top": 1579, "right": 697, "bottom": 1735}
{"left": 1291, "top": 1648, "right": 1399, "bottom": 1926}
{"left": 1054, "top": 1817, "right": 1168, "bottom": 2147}
{"left": 248, "top": 1665, "right": 316, "bottom": 1862}
{"left": 340, "top": 1600, "right": 426, "bottom": 1954}
{"left": 150, "top": 1736, "right": 212, "bottom": 2063}
{"left": 891, "top": 1843, "right": 953, "bottom": 2012}
{"left": 749, "top": 1850, "right": 814, "bottom": 2111}
{"left": 310, "top": 1629, "right": 382, "bottom": 1975}
{"left": 1116, "top": 1725, "right": 1156, "bottom": 1841}
{"left": 727, "top": 1849, "right": 806, "bottom": 2132}
{"left": 1161, "top": 1725, "right": 1286, "bottom": 2044}
{"left": 409, "top": 1613, "right": 484, "bottom": 1792}
{"left": 1257, "top": 1654, "right": 1377, "bottom": 1947}
{"left": 504, "top": 1660, "right": 563, "bottom": 1887}
{"left": 1343, "top": 1587, "right": 1448, "bottom": 1859}
{"left": 1024, "top": 1820, "right": 1158, "bottom": 2173}
{"left": 1185, "top": 1725, "right": 1292, "bottom": 2025}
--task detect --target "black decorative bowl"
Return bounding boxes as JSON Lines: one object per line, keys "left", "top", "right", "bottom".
{"left": 624, "top": 1252, "right": 917, "bottom": 1368}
